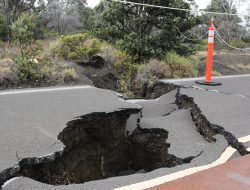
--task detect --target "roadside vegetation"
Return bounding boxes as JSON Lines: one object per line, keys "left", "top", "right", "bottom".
{"left": 0, "top": 0, "right": 250, "bottom": 96}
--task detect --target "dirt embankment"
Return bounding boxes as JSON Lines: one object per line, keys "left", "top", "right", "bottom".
{"left": 198, "top": 52, "right": 250, "bottom": 76}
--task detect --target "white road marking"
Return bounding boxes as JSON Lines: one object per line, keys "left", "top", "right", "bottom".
{"left": 0, "top": 86, "right": 92, "bottom": 96}
{"left": 161, "top": 74, "right": 250, "bottom": 84}
{"left": 1, "top": 177, "right": 19, "bottom": 188}
{"left": 114, "top": 135, "right": 250, "bottom": 190}
{"left": 127, "top": 98, "right": 160, "bottom": 103}
{"left": 238, "top": 135, "right": 250, "bottom": 143}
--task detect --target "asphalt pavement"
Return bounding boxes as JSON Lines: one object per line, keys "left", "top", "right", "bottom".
{"left": 1, "top": 74, "right": 250, "bottom": 190}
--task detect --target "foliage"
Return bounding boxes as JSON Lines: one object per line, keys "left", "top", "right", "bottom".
{"left": 100, "top": 43, "right": 132, "bottom": 67}
{"left": 100, "top": 42, "right": 138, "bottom": 93}
{"left": 11, "top": 13, "right": 42, "bottom": 58}
{"left": 61, "top": 68, "right": 78, "bottom": 82}
{"left": 195, "top": 39, "right": 208, "bottom": 51}
{"left": 42, "top": 0, "right": 83, "bottom": 34}
{"left": 0, "top": 13, "right": 7, "bottom": 41}
{"left": 117, "top": 64, "right": 138, "bottom": 93}
{"left": 0, "top": 0, "right": 45, "bottom": 41}
{"left": 53, "top": 33, "right": 101, "bottom": 60}
{"left": 243, "top": 36, "right": 250, "bottom": 43}
{"left": 164, "top": 52, "right": 198, "bottom": 78}
{"left": 230, "top": 39, "right": 247, "bottom": 48}
{"left": 138, "top": 59, "right": 171, "bottom": 79}
{"left": 132, "top": 59, "right": 171, "bottom": 95}
{"left": 79, "top": 7, "right": 95, "bottom": 31}
{"left": 95, "top": 0, "right": 201, "bottom": 63}
{"left": 11, "top": 13, "right": 44, "bottom": 81}
{"left": 39, "top": 64, "right": 57, "bottom": 80}
{"left": 14, "top": 57, "right": 39, "bottom": 81}
{"left": 203, "top": 0, "right": 243, "bottom": 42}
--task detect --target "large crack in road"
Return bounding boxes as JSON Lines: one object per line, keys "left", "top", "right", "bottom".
{"left": 0, "top": 106, "right": 199, "bottom": 188}
{"left": 176, "top": 89, "right": 249, "bottom": 155}
{"left": 0, "top": 81, "right": 249, "bottom": 189}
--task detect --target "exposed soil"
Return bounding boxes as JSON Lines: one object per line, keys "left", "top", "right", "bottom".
{"left": 198, "top": 53, "right": 250, "bottom": 76}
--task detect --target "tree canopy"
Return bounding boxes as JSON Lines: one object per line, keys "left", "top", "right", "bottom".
{"left": 204, "top": 0, "right": 244, "bottom": 41}
{"left": 94, "top": 0, "right": 201, "bottom": 63}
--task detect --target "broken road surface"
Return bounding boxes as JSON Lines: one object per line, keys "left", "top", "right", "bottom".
{"left": 1, "top": 74, "right": 250, "bottom": 190}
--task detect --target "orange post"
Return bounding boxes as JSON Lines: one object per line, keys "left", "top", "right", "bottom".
{"left": 195, "top": 18, "right": 222, "bottom": 86}
{"left": 205, "top": 18, "right": 215, "bottom": 82}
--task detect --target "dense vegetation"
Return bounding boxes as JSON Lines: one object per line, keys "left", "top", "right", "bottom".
{"left": 0, "top": 0, "right": 249, "bottom": 95}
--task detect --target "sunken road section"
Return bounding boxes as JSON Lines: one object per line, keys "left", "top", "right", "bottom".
{"left": 0, "top": 107, "right": 198, "bottom": 187}
{"left": 0, "top": 81, "right": 249, "bottom": 188}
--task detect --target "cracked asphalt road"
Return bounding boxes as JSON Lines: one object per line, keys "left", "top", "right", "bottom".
{"left": 0, "top": 86, "right": 139, "bottom": 172}
{"left": 1, "top": 74, "right": 250, "bottom": 190}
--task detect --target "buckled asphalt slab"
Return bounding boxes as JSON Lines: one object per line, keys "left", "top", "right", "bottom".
{"left": 1, "top": 74, "right": 250, "bottom": 190}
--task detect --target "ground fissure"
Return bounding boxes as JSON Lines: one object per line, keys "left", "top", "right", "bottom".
{"left": 0, "top": 107, "right": 198, "bottom": 188}
{"left": 1, "top": 81, "right": 249, "bottom": 189}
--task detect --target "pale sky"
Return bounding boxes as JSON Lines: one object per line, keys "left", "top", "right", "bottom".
{"left": 86, "top": 0, "right": 211, "bottom": 9}
{"left": 86, "top": 0, "right": 249, "bottom": 16}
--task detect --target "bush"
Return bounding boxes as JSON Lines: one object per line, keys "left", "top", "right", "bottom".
{"left": 164, "top": 52, "right": 198, "bottom": 78}
{"left": 100, "top": 43, "right": 133, "bottom": 74}
{"left": 53, "top": 33, "right": 101, "bottom": 60}
{"left": 15, "top": 57, "right": 39, "bottom": 81}
{"left": 132, "top": 59, "right": 170, "bottom": 96}
{"left": 195, "top": 39, "right": 207, "bottom": 51}
{"left": 230, "top": 39, "right": 247, "bottom": 48}
{"left": 61, "top": 68, "right": 78, "bottom": 82}
{"left": 138, "top": 59, "right": 171, "bottom": 79}
{"left": 39, "top": 65, "right": 57, "bottom": 80}
{"left": 11, "top": 13, "right": 42, "bottom": 58}
{"left": 100, "top": 43, "right": 138, "bottom": 94}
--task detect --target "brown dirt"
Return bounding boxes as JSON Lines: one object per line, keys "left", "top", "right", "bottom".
{"left": 198, "top": 52, "right": 250, "bottom": 76}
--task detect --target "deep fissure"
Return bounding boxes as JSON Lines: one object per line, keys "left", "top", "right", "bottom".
{"left": 0, "top": 107, "right": 198, "bottom": 187}
{"left": 175, "top": 88, "right": 249, "bottom": 156}
{"left": 1, "top": 82, "right": 249, "bottom": 188}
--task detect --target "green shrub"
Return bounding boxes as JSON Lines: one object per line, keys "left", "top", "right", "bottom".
{"left": 138, "top": 59, "right": 171, "bottom": 79}
{"left": 53, "top": 33, "right": 101, "bottom": 60}
{"left": 11, "top": 13, "right": 42, "bottom": 58}
{"left": 132, "top": 59, "right": 170, "bottom": 96}
{"left": 39, "top": 65, "right": 57, "bottom": 80}
{"left": 164, "top": 52, "right": 198, "bottom": 78}
{"left": 100, "top": 43, "right": 138, "bottom": 94}
{"left": 100, "top": 43, "right": 132, "bottom": 66}
{"left": 14, "top": 57, "right": 39, "bottom": 81}
{"left": 230, "top": 39, "right": 247, "bottom": 48}
{"left": 61, "top": 68, "right": 78, "bottom": 82}
{"left": 195, "top": 39, "right": 207, "bottom": 51}
{"left": 117, "top": 64, "right": 138, "bottom": 93}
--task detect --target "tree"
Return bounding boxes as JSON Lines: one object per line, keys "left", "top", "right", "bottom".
{"left": 95, "top": 0, "right": 200, "bottom": 63}
{"left": 0, "top": 0, "right": 45, "bottom": 41}
{"left": 42, "top": 0, "right": 83, "bottom": 34}
{"left": 11, "top": 13, "right": 42, "bottom": 81}
{"left": 0, "top": 13, "right": 7, "bottom": 41}
{"left": 79, "top": 7, "right": 95, "bottom": 31}
{"left": 11, "top": 13, "right": 40, "bottom": 58}
{"left": 204, "top": 0, "right": 244, "bottom": 42}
